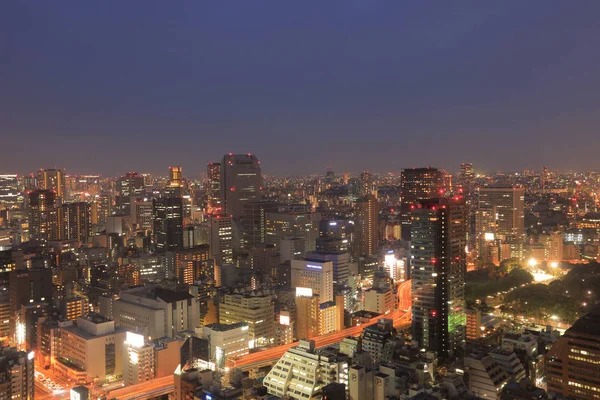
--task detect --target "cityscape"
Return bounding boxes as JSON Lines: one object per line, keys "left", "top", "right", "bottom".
{"left": 2, "top": 3, "right": 600, "bottom": 400}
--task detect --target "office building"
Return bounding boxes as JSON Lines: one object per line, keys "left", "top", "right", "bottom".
{"left": 400, "top": 167, "right": 442, "bottom": 240}
{"left": 294, "top": 292, "right": 343, "bottom": 340}
{"left": 353, "top": 194, "right": 379, "bottom": 257}
{"left": 60, "top": 202, "right": 92, "bottom": 243}
{"left": 460, "top": 162, "right": 474, "bottom": 195}
{"left": 546, "top": 304, "right": 600, "bottom": 399}
{"left": 208, "top": 214, "right": 233, "bottom": 265}
{"left": 153, "top": 195, "right": 184, "bottom": 253}
{"left": 411, "top": 197, "right": 466, "bottom": 360}
{"left": 0, "top": 174, "right": 21, "bottom": 208}
{"left": 38, "top": 168, "right": 66, "bottom": 202}
{"left": 478, "top": 186, "right": 525, "bottom": 238}
{"left": 9, "top": 268, "right": 53, "bottom": 337}
{"left": 291, "top": 259, "right": 334, "bottom": 303}
{"left": 280, "top": 237, "right": 306, "bottom": 263}
{"left": 219, "top": 290, "right": 275, "bottom": 348}
{"left": 173, "top": 245, "right": 211, "bottom": 285}
{"left": 28, "top": 190, "right": 59, "bottom": 243}
{"left": 266, "top": 211, "right": 321, "bottom": 251}
{"left": 62, "top": 297, "right": 88, "bottom": 321}
{"left": 361, "top": 318, "right": 398, "bottom": 364}
{"left": 207, "top": 162, "right": 222, "bottom": 214}
{"left": 131, "top": 198, "right": 153, "bottom": 230}
{"left": 55, "top": 314, "right": 126, "bottom": 383}
{"left": 305, "top": 250, "right": 350, "bottom": 285}
{"left": 220, "top": 154, "right": 262, "bottom": 220}
{"left": 0, "top": 346, "right": 34, "bottom": 400}
{"left": 263, "top": 339, "right": 349, "bottom": 399}
{"left": 198, "top": 322, "right": 249, "bottom": 366}
{"left": 112, "top": 285, "right": 199, "bottom": 340}
{"left": 241, "top": 201, "right": 279, "bottom": 251}
{"left": 169, "top": 166, "right": 183, "bottom": 187}
{"left": 363, "top": 287, "right": 394, "bottom": 315}
{"left": 123, "top": 331, "right": 155, "bottom": 386}
{"left": 116, "top": 172, "right": 144, "bottom": 214}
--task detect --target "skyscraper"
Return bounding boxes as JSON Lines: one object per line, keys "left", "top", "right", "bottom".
{"left": 477, "top": 186, "right": 525, "bottom": 238}
{"left": 0, "top": 175, "right": 21, "bottom": 208}
{"left": 206, "top": 162, "right": 222, "bottom": 214}
{"left": 38, "top": 168, "right": 66, "bottom": 202}
{"left": 116, "top": 172, "right": 144, "bottom": 215}
{"left": 152, "top": 195, "right": 184, "bottom": 253}
{"left": 220, "top": 154, "right": 262, "bottom": 219}
{"left": 460, "top": 162, "right": 474, "bottom": 196}
{"left": 400, "top": 167, "right": 443, "bottom": 240}
{"left": 411, "top": 197, "right": 466, "bottom": 360}
{"left": 241, "top": 201, "right": 279, "bottom": 251}
{"left": 353, "top": 194, "right": 379, "bottom": 257}
{"left": 0, "top": 346, "right": 35, "bottom": 400}
{"left": 168, "top": 166, "right": 183, "bottom": 188}
{"left": 28, "top": 190, "right": 59, "bottom": 244}
{"left": 60, "top": 202, "right": 92, "bottom": 243}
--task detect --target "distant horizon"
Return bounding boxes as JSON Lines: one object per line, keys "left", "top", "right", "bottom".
{"left": 3, "top": 3, "right": 600, "bottom": 176}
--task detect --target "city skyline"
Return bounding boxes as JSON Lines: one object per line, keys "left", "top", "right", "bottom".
{"left": 2, "top": 2, "right": 600, "bottom": 175}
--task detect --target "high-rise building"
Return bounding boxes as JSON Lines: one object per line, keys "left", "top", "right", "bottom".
{"left": 478, "top": 186, "right": 525, "bottom": 238}
{"left": 241, "top": 201, "right": 279, "bottom": 251}
{"left": 131, "top": 198, "right": 153, "bottom": 230}
{"left": 169, "top": 166, "right": 183, "bottom": 188}
{"left": 60, "top": 202, "right": 92, "bottom": 243}
{"left": 208, "top": 214, "right": 233, "bottom": 265}
{"left": 28, "top": 190, "right": 59, "bottom": 243}
{"left": 95, "top": 193, "right": 112, "bottom": 227}
{"left": 266, "top": 211, "right": 321, "bottom": 251}
{"left": 353, "top": 194, "right": 379, "bottom": 257}
{"left": 207, "top": 162, "right": 222, "bottom": 214}
{"left": 153, "top": 195, "right": 184, "bottom": 253}
{"left": 546, "top": 304, "right": 600, "bottom": 399}
{"left": 460, "top": 162, "right": 474, "bottom": 195}
{"left": 116, "top": 173, "right": 144, "bottom": 215}
{"left": 0, "top": 346, "right": 34, "bottom": 400}
{"left": 220, "top": 154, "right": 262, "bottom": 220}
{"left": 400, "top": 167, "right": 442, "bottom": 240}
{"left": 411, "top": 197, "right": 466, "bottom": 360}
{"left": 0, "top": 175, "right": 21, "bottom": 208}
{"left": 38, "top": 168, "right": 66, "bottom": 202}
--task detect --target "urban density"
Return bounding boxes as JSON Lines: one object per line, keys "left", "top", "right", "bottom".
{"left": 3, "top": 3, "right": 600, "bottom": 400}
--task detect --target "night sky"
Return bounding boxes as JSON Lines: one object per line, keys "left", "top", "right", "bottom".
{"left": 2, "top": 2, "right": 600, "bottom": 177}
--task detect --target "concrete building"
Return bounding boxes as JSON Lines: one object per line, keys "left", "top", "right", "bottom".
{"left": 28, "top": 190, "right": 59, "bottom": 243}
{"left": 112, "top": 285, "right": 199, "bottom": 340}
{"left": 464, "top": 352, "right": 510, "bottom": 400}
{"left": 490, "top": 348, "right": 526, "bottom": 383}
{"left": 198, "top": 322, "right": 249, "bottom": 367}
{"left": 123, "top": 331, "right": 155, "bottom": 386}
{"left": 363, "top": 287, "right": 394, "bottom": 315}
{"left": 291, "top": 259, "right": 334, "bottom": 303}
{"left": 546, "top": 305, "right": 600, "bottom": 399}
{"left": 266, "top": 211, "right": 321, "bottom": 251}
{"left": 56, "top": 314, "right": 126, "bottom": 383}
{"left": 209, "top": 214, "right": 233, "bottom": 265}
{"left": 305, "top": 250, "right": 350, "bottom": 285}
{"left": 478, "top": 186, "right": 525, "bottom": 239}
{"left": 0, "top": 346, "right": 34, "bottom": 400}
{"left": 241, "top": 201, "right": 279, "bottom": 251}
{"left": 219, "top": 290, "right": 275, "bottom": 349}
{"left": 263, "top": 339, "right": 349, "bottom": 399}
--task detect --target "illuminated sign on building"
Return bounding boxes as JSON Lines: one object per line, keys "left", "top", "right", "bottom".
{"left": 306, "top": 264, "right": 322, "bottom": 270}
{"left": 296, "top": 287, "right": 313, "bottom": 297}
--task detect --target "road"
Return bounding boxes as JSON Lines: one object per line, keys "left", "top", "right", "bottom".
{"left": 106, "top": 375, "right": 175, "bottom": 400}
{"left": 58, "top": 280, "right": 413, "bottom": 399}
{"left": 232, "top": 279, "right": 412, "bottom": 370}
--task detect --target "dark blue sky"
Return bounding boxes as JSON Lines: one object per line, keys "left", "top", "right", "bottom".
{"left": 2, "top": 1, "right": 600, "bottom": 177}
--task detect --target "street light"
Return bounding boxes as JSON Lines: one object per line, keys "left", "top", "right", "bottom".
{"left": 550, "top": 261, "right": 558, "bottom": 268}
{"left": 528, "top": 258, "right": 537, "bottom": 268}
